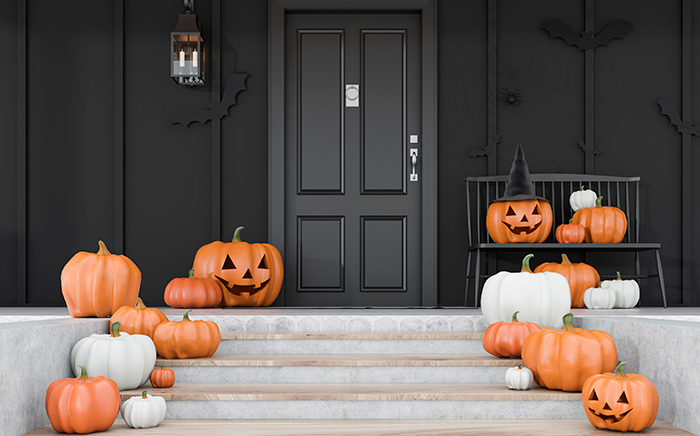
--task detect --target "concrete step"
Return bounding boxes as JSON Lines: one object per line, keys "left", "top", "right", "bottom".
{"left": 120, "top": 383, "right": 584, "bottom": 419}
{"left": 216, "top": 330, "right": 487, "bottom": 354}
{"left": 24, "top": 419, "right": 695, "bottom": 436}
{"left": 155, "top": 353, "right": 518, "bottom": 383}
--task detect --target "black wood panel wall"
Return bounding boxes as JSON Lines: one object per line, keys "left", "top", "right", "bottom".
{"left": 0, "top": 0, "right": 697, "bottom": 307}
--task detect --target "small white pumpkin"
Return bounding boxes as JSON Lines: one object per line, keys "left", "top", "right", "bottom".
{"left": 481, "top": 254, "right": 571, "bottom": 329}
{"left": 600, "top": 271, "right": 640, "bottom": 308}
{"left": 569, "top": 185, "right": 598, "bottom": 211}
{"left": 505, "top": 363, "right": 534, "bottom": 390}
{"left": 71, "top": 321, "right": 156, "bottom": 391}
{"left": 121, "top": 390, "right": 167, "bottom": 429}
{"left": 583, "top": 283, "right": 616, "bottom": 309}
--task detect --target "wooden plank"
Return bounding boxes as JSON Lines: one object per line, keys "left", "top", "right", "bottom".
{"left": 155, "top": 353, "right": 516, "bottom": 367}
{"left": 584, "top": 0, "right": 595, "bottom": 174}
{"left": 16, "top": 0, "right": 27, "bottom": 305}
{"left": 114, "top": 0, "right": 124, "bottom": 253}
{"left": 211, "top": 0, "right": 222, "bottom": 241}
{"left": 221, "top": 330, "right": 485, "bottom": 340}
{"left": 120, "top": 383, "right": 580, "bottom": 401}
{"left": 487, "top": 0, "right": 497, "bottom": 175}
{"left": 682, "top": 0, "right": 692, "bottom": 305}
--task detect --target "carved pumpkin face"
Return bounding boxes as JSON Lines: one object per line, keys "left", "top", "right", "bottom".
{"left": 586, "top": 386, "right": 634, "bottom": 425}
{"left": 486, "top": 199, "right": 553, "bottom": 243}
{"left": 215, "top": 249, "right": 271, "bottom": 296}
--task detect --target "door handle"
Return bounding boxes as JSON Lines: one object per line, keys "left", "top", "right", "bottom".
{"left": 410, "top": 148, "right": 418, "bottom": 182}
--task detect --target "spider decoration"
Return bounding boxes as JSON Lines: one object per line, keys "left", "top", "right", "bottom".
{"left": 500, "top": 88, "right": 523, "bottom": 107}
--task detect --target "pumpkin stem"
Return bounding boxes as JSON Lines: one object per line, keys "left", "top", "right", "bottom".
{"left": 560, "top": 253, "right": 572, "bottom": 266}
{"left": 182, "top": 309, "right": 192, "bottom": 322}
{"left": 595, "top": 196, "right": 603, "bottom": 207}
{"left": 189, "top": 268, "right": 195, "bottom": 278}
{"left": 562, "top": 313, "right": 576, "bottom": 332}
{"left": 568, "top": 219, "right": 573, "bottom": 224}
{"left": 78, "top": 364, "right": 89, "bottom": 381}
{"left": 142, "top": 390, "right": 149, "bottom": 399}
{"left": 521, "top": 254, "right": 535, "bottom": 273}
{"left": 511, "top": 311, "right": 520, "bottom": 322}
{"left": 580, "top": 185, "right": 586, "bottom": 191}
{"left": 136, "top": 297, "right": 146, "bottom": 310}
{"left": 160, "top": 364, "right": 165, "bottom": 369}
{"left": 97, "top": 240, "right": 111, "bottom": 256}
{"left": 614, "top": 362, "right": 629, "bottom": 380}
{"left": 110, "top": 321, "right": 121, "bottom": 338}
{"left": 616, "top": 271, "right": 622, "bottom": 281}
{"left": 232, "top": 226, "right": 245, "bottom": 242}
{"left": 517, "top": 363, "right": 523, "bottom": 370}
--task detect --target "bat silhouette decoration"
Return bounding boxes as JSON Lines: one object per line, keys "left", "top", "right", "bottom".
{"left": 578, "top": 141, "right": 602, "bottom": 159}
{"left": 170, "top": 73, "right": 249, "bottom": 127}
{"left": 658, "top": 99, "right": 700, "bottom": 137}
{"left": 540, "top": 19, "right": 634, "bottom": 51}
{"left": 469, "top": 134, "right": 501, "bottom": 158}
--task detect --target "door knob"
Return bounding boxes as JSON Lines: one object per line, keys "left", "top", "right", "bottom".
{"left": 410, "top": 148, "right": 418, "bottom": 182}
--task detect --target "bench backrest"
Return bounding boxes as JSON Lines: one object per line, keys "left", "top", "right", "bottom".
{"left": 464, "top": 174, "right": 641, "bottom": 245}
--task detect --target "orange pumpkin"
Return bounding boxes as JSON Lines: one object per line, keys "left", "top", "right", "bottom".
{"left": 164, "top": 268, "right": 222, "bottom": 308}
{"left": 150, "top": 364, "right": 176, "bottom": 388}
{"left": 482, "top": 311, "right": 541, "bottom": 358}
{"left": 521, "top": 313, "right": 617, "bottom": 392}
{"left": 582, "top": 362, "right": 658, "bottom": 432}
{"left": 534, "top": 253, "right": 600, "bottom": 308}
{"left": 555, "top": 220, "right": 586, "bottom": 244}
{"left": 192, "top": 226, "right": 283, "bottom": 307}
{"left": 572, "top": 196, "right": 627, "bottom": 243}
{"left": 152, "top": 310, "right": 220, "bottom": 359}
{"left": 486, "top": 199, "right": 553, "bottom": 243}
{"left": 45, "top": 364, "right": 120, "bottom": 434}
{"left": 110, "top": 297, "right": 168, "bottom": 339}
{"left": 61, "top": 240, "right": 141, "bottom": 317}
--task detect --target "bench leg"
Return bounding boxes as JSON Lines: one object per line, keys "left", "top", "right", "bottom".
{"left": 464, "top": 251, "right": 473, "bottom": 307}
{"left": 654, "top": 249, "right": 668, "bottom": 309}
{"left": 474, "top": 249, "right": 482, "bottom": 308}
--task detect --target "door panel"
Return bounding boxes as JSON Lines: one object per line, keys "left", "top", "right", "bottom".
{"left": 286, "top": 12, "right": 421, "bottom": 306}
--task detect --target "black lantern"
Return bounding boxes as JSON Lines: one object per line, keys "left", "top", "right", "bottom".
{"left": 171, "top": 0, "right": 205, "bottom": 86}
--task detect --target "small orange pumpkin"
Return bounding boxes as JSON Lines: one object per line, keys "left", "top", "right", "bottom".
{"left": 534, "top": 253, "right": 600, "bottom": 308}
{"left": 572, "top": 196, "right": 627, "bottom": 243}
{"left": 152, "top": 310, "right": 221, "bottom": 359}
{"left": 110, "top": 297, "right": 168, "bottom": 339}
{"left": 521, "top": 313, "right": 617, "bottom": 392}
{"left": 486, "top": 199, "right": 553, "bottom": 243}
{"left": 45, "top": 364, "right": 121, "bottom": 434}
{"left": 555, "top": 220, "right": 586, "bottom": 244}
{"left": 61, "top": 240, "right": 141, "bottom": 317}
{"left": 192, "top": 226, "right": 284, "bottom": 307}
{"left": 482, "top": 311, "right": 541, "bottom": 358}
{"left": 150, "top": 364, "right": 176, "bottom": 388}
{"left": 164, "top": 268, "right": 222, "bottom": 308}
{"left": 582, "top": 362, "right": 659, "bottom": 432}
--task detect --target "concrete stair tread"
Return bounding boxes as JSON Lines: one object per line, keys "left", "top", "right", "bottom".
{"left": 221, "top": 330, "right": 485, "bottom": 340}
{"left": 122, "top": 382, "right": 579, "bottom": 401}
{"left": 157, "top": 353, "right": 514, "bottom": 367}
{"left": 24, "top": 419, "right": 693, "bottom": 435}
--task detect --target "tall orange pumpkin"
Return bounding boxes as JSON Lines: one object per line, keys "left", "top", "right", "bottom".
{"left": 534, "top": 253, "right": 600, "bottom": 308}
{"left": 521, "top": 313, "right": 617, "bottom": 392}
{"left": 572, "top": 196, "right": 627, "bottom": 243}
{"left": 192, "top": 226, "right": 283, "bottom": 307}
{"left": 45, "top": 364, "right": 121, "bottom": 434}
{"left": 110, "top": 297, "right": 168, "bottom": 339}
{"left": 61, "top": 240, "right": 141, "bottom": 317}
{"left": 486, "top": 199, "right": 553, "bottom": 243}
{"left": 482, "top": 311, "right": 541, "bottom": 358}
{"left": 152, "top": 310, "right": 221, "bottom": 359}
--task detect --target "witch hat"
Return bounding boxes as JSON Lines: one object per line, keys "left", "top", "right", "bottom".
{"left": 492, "top": 142, "right": 549, "bottom": 203}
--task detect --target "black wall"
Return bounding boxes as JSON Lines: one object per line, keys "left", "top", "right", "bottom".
{"left": 1, "top": 0, "right": 697, "bottom": 307}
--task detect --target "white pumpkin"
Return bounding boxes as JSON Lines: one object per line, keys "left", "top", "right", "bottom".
{"left": 505, "top": 364, "right": 534, "bottom": 390}
{"left": 480, "top": 254, "right": 571, "bottom": 329}
{"left": 121, "top": 390, "right": 167, "bottom": 429}
{"left": 71, "top": 321, "right": 156, "bottom": 391}
{"left": 600, "top": 271, "right": 640, "bottom": 308}
{"left": 583, "top": 284, "right": 616, "bottom": 309}
{"left": 569, "top": 185, "right": 598, "bottom": 211}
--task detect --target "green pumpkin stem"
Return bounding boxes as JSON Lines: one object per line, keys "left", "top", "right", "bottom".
{"left": 614, "top": 362, "right": 629, "bottom": 380}
{"left": 189, "top": 268, "right": 195, "bottom": 278}
{"left": 595, "top": 196, "right": 603, "bottom": 207}
{"left": 182, "top": 309, "right": 192, "bottom": 321}
{"left": 616, "top": 271, "right": 622, "bottom": 281}
{"left": 580, "top": 185, "right": 586, "bottom": 191}
{"left": 110, "top": 321, "right": 121, "bottom": 338}
{"left": 160, "top": 364, "right": 165, "bottom": 369}
{"left": 232, "top": 226, "right": 245, "bottom": 242}
{"left": 568, "top": 219, "right": 573, "bottom": 224}
{"left": 512, "top": 311, "right": 520, "bottom": 322}
{"left": 78, "top": 364, "right": 89, "bottom": 381}
{"left": 97, "top": 240, "right": 111, "bottom": 256}
{"left": 521, "top": 254, "right": 535, "bottom": 273}
{"left": 142, "top": 390, "right": 149, "bottom": 399}
{"left": 562, "top": 313, "right": 576, "bottom": 332}
{"left": 517, "top": 363, "right": 523, "bottom": 370}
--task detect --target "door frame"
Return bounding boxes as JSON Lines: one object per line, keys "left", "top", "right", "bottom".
{"left": 268, "top": 0, "right": 438, "bottom": 306}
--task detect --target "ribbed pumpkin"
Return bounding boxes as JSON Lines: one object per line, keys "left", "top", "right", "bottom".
{"left": 572, "top": 196, "right": 627, "bottom": 243}
{"left": 534, "top": 254, "right": 600, "bottom": 308}
{"left": 521, "top": 313, "right": 617, "bottom": 392}
{"left": 192, "top": 227, "right": 283, "bottom": 307}
{"left": 61, "top": 240, "right": 141, "bottom": 317}
{"left": 152, "top": 310, "right": 220, "bottom": 359}
{"left": 110, "top": 298, "right": 168, "bottom": 339}
{"left": 583, "top": 283, "right": 616, "bottom": 310}
{"left": 150, "top": 365, "right": 176, "bottom": 388}
{"left": 164, "top": 269, "right": 222, "bottom": 308}
{"left": 45, "top": 364, "right": 120, "bottom": 434}
{"left": 555, "top": 220, "right": 586, "bottom": 244}
{"left": 486, "top": 199, "right": 553, "bottom": 243}
{"left": 482, "top": 311, "right": 541, "bottom": 358}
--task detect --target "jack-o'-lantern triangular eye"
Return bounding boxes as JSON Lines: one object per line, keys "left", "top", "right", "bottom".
{"left": 589, "top": 390, "right": 599, "bottom": 401}
{"left": 506, "top": 206, "right": 516, "bottom": 216}
{"left": 532, "top": 205, "right": 540, "bottom": 215}
{"left": 258, "top": 255, "right": 268, "bottom": 269}
{"left": 222, "top": 255, "right": 236, "bottom": 270}
{"left": 618, "top": 392, "right": 629, "bottom": 404}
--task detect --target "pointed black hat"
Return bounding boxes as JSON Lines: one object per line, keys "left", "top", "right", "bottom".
{"left": 492, "top": 142, "right": 549, "bottom": 203}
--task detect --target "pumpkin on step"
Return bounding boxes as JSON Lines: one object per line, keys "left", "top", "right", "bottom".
{"left": 583, "top": 283, "right": 616, "bottom": 310}
{"left": 121, "top": 390, "right": 167, "bottom": 429}
{"left": 600, "top": 271, "right": 640, "bottom": 309}
{"left": 572, "top": 196, "right": 627, "bottom": 243}
{"left": 505, "top": 364, "right": 535, "bottom": 390}
{"left": 192, "top": 227, "right": 283, "bottom": 307}
{"left": 153, "top": 310, "right": 220, "bottom": 359}
{"left": 482, "top": 311, "right": 541, "bottom": 358}
{"left": 150, "top": 365, "right": 176, "bottom": 388}
{"left": 164, "top": 268, "right": 222, "bottom": 308}
{"left": 110, "top": 297, "right": 168, "bottom": 339}
{"left": 534, "top": 254, "right": 600, "bottom": 308}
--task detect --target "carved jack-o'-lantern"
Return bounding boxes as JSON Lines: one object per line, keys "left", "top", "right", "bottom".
{"left": 486, "top": 199, "right": 553, "bottom": 243}
{"left": 192, "top": 227, "right": 283, "bottom": 307}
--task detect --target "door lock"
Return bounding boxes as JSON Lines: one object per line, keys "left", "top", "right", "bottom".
{"left": 410, "top": 148, "right": 418, "bottom": 182}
